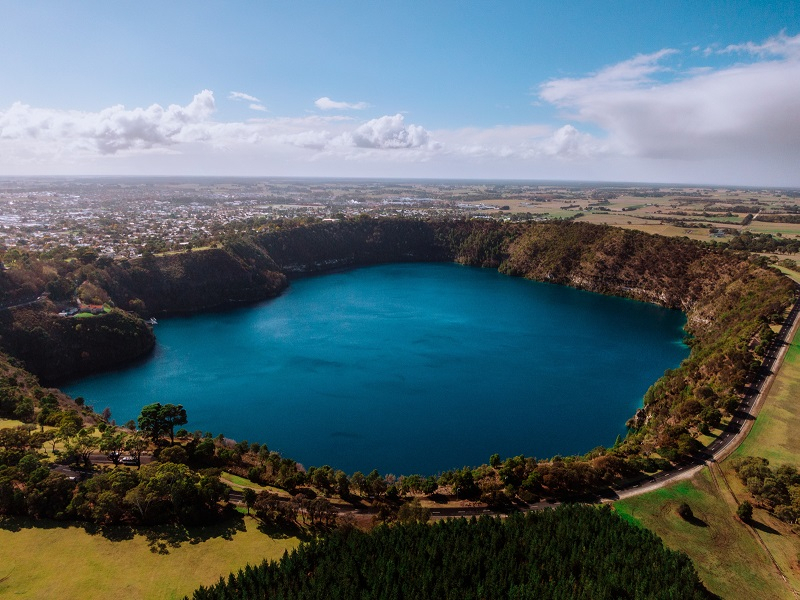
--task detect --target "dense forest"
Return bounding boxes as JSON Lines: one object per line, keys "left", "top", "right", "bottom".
{"left": 188, "top": 505, "right": 713, "bottom": 600}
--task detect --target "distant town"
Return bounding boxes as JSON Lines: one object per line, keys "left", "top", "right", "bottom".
{"left": 1, "top": 177, "right": 799, "bottom": 261}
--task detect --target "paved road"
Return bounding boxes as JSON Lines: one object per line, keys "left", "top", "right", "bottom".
{"left": 612, "top": 285, "right": 800, "bottom": 502}
{"left": 49, "top": 452, "right": 153, "bottom": 480}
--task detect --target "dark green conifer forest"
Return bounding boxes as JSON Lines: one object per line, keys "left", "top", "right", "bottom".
{"left": 189, "top": 505, "right": 713, "bottom": 600}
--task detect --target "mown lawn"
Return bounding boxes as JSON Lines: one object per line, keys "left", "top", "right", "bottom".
{"left": 0, "top": 516, "right": 299, "bottom": 600}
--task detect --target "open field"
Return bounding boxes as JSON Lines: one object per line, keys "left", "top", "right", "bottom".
{"left": 0, "top": 418, "right": 25, "bottom": 429}
{"left": 0, "top": 516, "right": 299, "bottom": 600}
{"left": 732, "top": 339, "right": 800, "bottom": 466}
{"left": 473, "top": 187, "right": 797, "bottom": 243}
{"left": 776, "top": 265, "right": 800, "bottom": 284}
{"left": 615, "top": 471, "right": 788, "bottom": 599}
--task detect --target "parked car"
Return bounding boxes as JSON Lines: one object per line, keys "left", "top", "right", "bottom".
{"left": 121, "top": 455, "right": 139, "bottom": 465}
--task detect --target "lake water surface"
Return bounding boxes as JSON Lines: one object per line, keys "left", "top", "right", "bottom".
{"left": 64, "top": 263, "right": 689, "bottom": 475}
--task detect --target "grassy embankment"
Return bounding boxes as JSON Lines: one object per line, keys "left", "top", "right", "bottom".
{"left": 0, "top": 516, "right": 299, "bottom": 600}
{"left": 616, "top": 310, "right": 800, "bottom": 599}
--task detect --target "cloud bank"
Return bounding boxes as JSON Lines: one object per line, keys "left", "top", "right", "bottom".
{"left": 539, "top": 33, "right": 800, "bottom": 161}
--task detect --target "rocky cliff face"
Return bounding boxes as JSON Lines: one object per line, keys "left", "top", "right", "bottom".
{"left": 254, "top": 219, "right": 786, "bottom": 322}
{"left": 0, "top": 217, "right": 793, "bottom": 438}
{"left": 0, "top": 307, "right": 155, "bottom": 382}
{"left": 256, "top": 218, "right": 451, "bottom": 274}
{"left": 98, "top": 239, "right": 288, "bottom": 316}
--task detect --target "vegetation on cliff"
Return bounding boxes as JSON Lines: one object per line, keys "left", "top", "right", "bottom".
{"left": 0, "top": 306, "right": 155, "bottom": 382}
{"left": 0, "top": 217, "right": 794, "bottom": 481}
{"left": 253, "top": 218, "right": 794, "bottom": 463}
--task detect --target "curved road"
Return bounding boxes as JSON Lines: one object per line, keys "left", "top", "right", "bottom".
{"left": 612, "top": 285, "right": 800, "bottom": 502}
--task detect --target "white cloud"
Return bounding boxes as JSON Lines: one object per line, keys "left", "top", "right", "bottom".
{"left": 0, "top": 90, "right": 216, "bottom": 155}
{"left": 538, "top": 33, "right": 800, "bottom": 163}
{"left": 717, "top": 31, "right": 800, "bottom": 58}
{"left": 230, "top": 92, "right": 267, "bottom": 112}
{"left": 540, "top": 49, "right": 677, "bottom": 106}
{"left": 434, "top": 124, "right": 606, "bottom": 161}
{"left": 2, "top": 32, "right": 799, "bottom": 186}
{"left": 0, "top": 94, "right": 435, "bottom": 164}
{"left": 344, "top": 114, "right": 432, "bottom": 149}
{"left": 229, "top": 91, "right": 261, "bottom": 102}
{"left": 315, "top": 97, "right": 370, "bottom": 111}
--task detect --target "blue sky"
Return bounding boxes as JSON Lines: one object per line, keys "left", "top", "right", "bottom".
{"left": 1, "top": 1, "right": 799, "bottom": 185}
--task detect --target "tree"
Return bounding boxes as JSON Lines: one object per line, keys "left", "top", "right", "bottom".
{"left": 451, "top": 468, "right": 478, "bottom": 499}
{"left": 421, "top": 476, "right": 439, "bottom": 496}
{"left": 138, "top": 403, "right": 165, "bottom": 442}
{"left": 676, "top": 502, "right": 693, "bottom": 520}
{"left": 65, "top": 428, "right": 97, "bottom": 468}
{"left": 161, "top": 404, "right": 187, "bottom": 445}
{"left": 243, "top": 488, "right": 257, "bottom": 515}
{"left": 737, "top": 500, "right": 753, "bottom": 522}
{"left": 397, "top": 498, "right": 431, "bottom": 524}
{"left": 53, "top": 420, "right": 77, "bottom": 454}
{"left": 335, "top": 471, "right": 350, "bottom": 498}
{"left": 350, "top": 471, "right": 366, "bottom": 495}
{"left": 124, "top": 430, "right": 149, "bottom": 468}
{"left": 99, "top": 427, "right": 127, "bottom": 465}
{"left": 159, "top": 445, "right": 189, "bottom": 464}
{"left": 137, "top": 403, "right": 188, "bottom": 445}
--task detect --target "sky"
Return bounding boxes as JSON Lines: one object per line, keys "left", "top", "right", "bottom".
{"left": 1, "top": 1, "right": 799, "bottom": 186}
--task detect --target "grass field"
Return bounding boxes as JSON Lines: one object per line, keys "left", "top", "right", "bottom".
{"left": 615, "top": 471, "right": 786, "bottom": 599}
{"left": 733, "top": 339, "right": 800, "bottom": 466}
{"left": 0, "top": 516, "right": 299, "bottom": 600}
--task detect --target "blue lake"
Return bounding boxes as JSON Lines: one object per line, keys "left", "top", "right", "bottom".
{"left": 63, "top": 263, "right": 689, "bottom": 475}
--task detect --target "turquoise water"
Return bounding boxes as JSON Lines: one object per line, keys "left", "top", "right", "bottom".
{"left": 64, "top": 263, "right": 689, "bottom": 475}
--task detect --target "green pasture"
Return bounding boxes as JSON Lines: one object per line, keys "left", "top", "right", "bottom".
{"left": 615, "top": 471, "right": 790, "bottom": 599}
{"left": 733, "top": 339, "right": 800, "bottom": 466}
{"left": 0, "top": 516, "right": 299, "bottom": 600}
